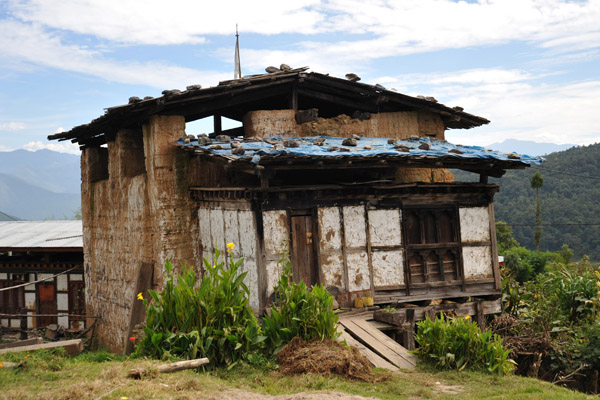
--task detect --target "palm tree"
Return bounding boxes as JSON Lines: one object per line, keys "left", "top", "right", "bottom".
{"left": 531, "top": 171, "right": 544, "bottom": 250}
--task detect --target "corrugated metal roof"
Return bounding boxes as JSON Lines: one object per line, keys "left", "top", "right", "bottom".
{"left": 178, "top": 135, "right": 544, "bottom": 167}
{"left": 0, "top": 221, "right": 82, "bottom": 249}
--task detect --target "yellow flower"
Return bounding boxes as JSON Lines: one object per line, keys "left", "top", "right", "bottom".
{"left": 212, "top": 264, "right": 216, "bottom": 269}
{"left": 465, "top": 315, "right": 471, "bottom": 320}
{"left": 137, "top": 292, "right": 143, "bottom": 300}
{"left": 226, "top": 242, "right": 235, "bottom": 253}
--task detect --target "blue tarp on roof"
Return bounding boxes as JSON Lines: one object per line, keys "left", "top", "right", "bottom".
{"left": 178, "top": 136, "right": 545, "bottom": 166}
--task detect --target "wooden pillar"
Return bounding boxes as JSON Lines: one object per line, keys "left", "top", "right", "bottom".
{"left": 20, "top": 307, "right": 27, "bottom": 340}
{"left": 402, "top": 308, "right": 415, "bottom": 351}
{"left": 476, "top": 300, "right": 485, "bottom": 329}
{"left": 214, "top": 115, "right": 222, "bottom": 134}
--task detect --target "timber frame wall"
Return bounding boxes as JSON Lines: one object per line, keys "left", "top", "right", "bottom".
{"left": 193, "top": 182, "right": 501, "bottom": 310}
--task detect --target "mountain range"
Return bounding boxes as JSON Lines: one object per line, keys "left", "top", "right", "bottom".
{"left": 0, "top": 149, "right": 81, "bottom": 220}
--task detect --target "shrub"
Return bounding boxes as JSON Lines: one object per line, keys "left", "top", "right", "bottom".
{"left": 415, "top": 314, "right": 515, "bottom": 375}
{"left": 262, "top": 253, "right": 339, "bottom": 355}
{"left": 134, "top": 248, "right": 265, "bottom": 367}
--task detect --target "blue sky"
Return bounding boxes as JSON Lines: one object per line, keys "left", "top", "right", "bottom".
{"left": 0, "top": 0, "right": 599, "bottom": 154}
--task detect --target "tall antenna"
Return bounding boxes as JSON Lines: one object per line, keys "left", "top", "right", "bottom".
{"left": 234, "top": 24, "right": 241, "bottom": 79}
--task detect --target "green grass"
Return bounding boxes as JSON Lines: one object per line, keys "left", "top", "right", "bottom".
{"left": 0, "top": 350, "right": 596, "bottom": 400}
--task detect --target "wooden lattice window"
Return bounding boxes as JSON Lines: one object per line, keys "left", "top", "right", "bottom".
{"left": 404, "top": 208, "right": 461, "bottom": 284}
{"left": 0, "top": 280, "right": 24, "bottom": 315}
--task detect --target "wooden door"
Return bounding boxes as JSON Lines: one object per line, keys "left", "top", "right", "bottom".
{"left": 38, "top": 283, "right": 56, "bottom": 327}
{"left": 290, "top": 212, "right": 318, "bottom": 287}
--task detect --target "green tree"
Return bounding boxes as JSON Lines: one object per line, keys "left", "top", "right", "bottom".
{"left": 530, "top": 171, "right": 544, "bottom": 250}
{"left": 496, "top": 221, "right": 520, "bottom": 254}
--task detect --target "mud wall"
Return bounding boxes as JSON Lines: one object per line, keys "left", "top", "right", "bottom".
{"left": 82, "top": 115, "right": 201, "bottom": 352}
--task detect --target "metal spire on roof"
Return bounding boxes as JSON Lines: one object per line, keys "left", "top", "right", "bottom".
{"left": 234, "top": 24, "right": 242, "bottom": 79}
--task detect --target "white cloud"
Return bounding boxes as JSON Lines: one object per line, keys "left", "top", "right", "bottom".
{"left": 0, "top": 122, "right": 26, "bottom": 130}
{"left": 8, "top": 0, "right": 324, "bottom": 44}
{"left": 23, "top": 140, "right": 80, "bottom": 155}
{"left": 0, "top": 20, "right": 231, "bottom": 89}
{"left": 381, "top": 68, "right": 600, "bottom": 146}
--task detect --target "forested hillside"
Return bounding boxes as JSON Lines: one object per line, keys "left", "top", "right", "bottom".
{"left": 454, "top": 143, "right": 600, "bottom": 261}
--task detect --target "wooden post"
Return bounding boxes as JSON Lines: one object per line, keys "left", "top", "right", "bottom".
{"left": 403, "top": 308, "right": 415, "bottom": 351}
{"left": 20, "top": 307, "right": 27, "bottom": 340}
{"left": 476, "top": 300, "right": 485, "bottom": 329}
{"left": 213, "top": 115, "right": 222, "bottom": 134}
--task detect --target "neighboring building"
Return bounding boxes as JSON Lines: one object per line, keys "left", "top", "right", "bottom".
{"left": 49, "top": 68, "right": 542, "bottom": 352}
{"left": 0, "top": 221, "right": 85, "bottom": 330}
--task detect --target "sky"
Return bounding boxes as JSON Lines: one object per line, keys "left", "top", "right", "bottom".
{"left": 0, "top": 0, "right": 599, "bottom": 155}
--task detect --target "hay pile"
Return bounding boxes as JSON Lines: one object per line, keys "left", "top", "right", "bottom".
{"left": 276, "top": 337, "right": 386, "bottom": 382}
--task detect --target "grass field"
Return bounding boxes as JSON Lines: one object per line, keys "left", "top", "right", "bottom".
{"left": 0, "top": 348, "right": 596, "bottom": 400}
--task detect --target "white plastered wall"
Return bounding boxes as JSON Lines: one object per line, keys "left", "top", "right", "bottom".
{"left": 459, "top": 206, "right": 494, "bottom": 280}
{"left": 368, "top": 209, "right": 404, "bottom": 287}
{"left": 198, "top": 205, "right": 261, "bottom": 310}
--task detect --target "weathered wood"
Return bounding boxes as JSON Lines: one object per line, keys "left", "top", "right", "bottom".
{"left": 0, "top": 337, "right": 43, "bottom": 350}
{"left": 403, "top": 309, "right": 415, "bottom": 351}
{"left": 476, "top": 300, "right": 485, "bottom": 328}
{"left": 339, "top": 317, "right": 416, "bottom": 369}
{"left": 19, "top": 308, "right": 27, "bottom": 340}
{"left": 127, "top": 358, "right": 210, "bottom": 378}
{"left": 125, "top": 262, "right": 154, "bottom": 355}
{"left": 0, "top": 361, "right": 21, "bottom": 368}
{"left": 373, "top": 298, "right": 502, "bottom": 326}
{"left": 337, "top": 330, "right": 398, "bottom": 372}
{"left": 0, "top": 339, "right": 84, "bottom": 355}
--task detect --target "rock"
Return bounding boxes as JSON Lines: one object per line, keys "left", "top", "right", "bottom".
{"left": 417, "top": 95, "right": 438, "bottom": 103}
{"left": 143, "top": 96, "right": 154, "bottom": 100}
{"left": 283, "top": 139, "right": 300, "bottom": 148}
{"left": 197, "top": 133, "right": 208, "bottom": 138}
{"left": 313, "top": 138, "right": 326, "bottom": 146}
{"left": 342, "top": 138, "right": 357, "bottom": 146}
{"left": 452, "top": 106, "right": 464, "bottom": 112}
{"left": 215, "top": 135, "right": 231, "bottom": 142}
{"left": 232, "top": 147, "right": 245, "bottom": 155}
{"left": 449, "top": 148, "right": 463, "bottom": 154}
{"left": 388, "top": 139, "right": 396, "bottom": 144}
{"left": 265, "top": 66, "right": 280, "bottom": 73}
{"left": 375, "top": 83, "right": 386, "bottom": 90}
{"left": 418, "top": 142, "right": 431, "bottom": 150}
{"left": 351, "top": 134, "right": 361, "bottom": 140}
{"left": 280, "top": 63, "right": 291, "bottom": 71}
{"left": 198, "top": 136, "right": 212, "bottom": 145}
{"left": 186, "top": 84, "right": 202, "bottom": 91}
{"left": 230, "top": 141, "right": 242, "bottom": 148}
{"left": 272, "top": 144, "right": 285, "bottom": 150}
{"left": 162, "top": 89, "right": 181, "bottom": 96}
{"left": 128, "top": 96, "right": 142, "bottom": 104}
{"left": 187, "top": 134, "right": 196, "bottom": 140}
{"left": 484, "top": 148, "right": 493, "bottom": 152}
{"left": 507, "top": 152, "right": 520, "bottom": 159}
{"left": 340, "top": 147, "right": 351, "bottom": 152}
{"left": 409, "top": 135, "right": 420, "bottom": 141}
{"left": 345, "top": 73, "right": 361, "bottom": 82}
{"left": 210, "top": 144, "right": 223, "bottom": 150}
{"left": 184, "top": 138, "right": 190, "bottom": 144}
{"left": 394, "top": 144, "right": 411, "bottom": 152}
{"left": 327, "top": 146, "right": 339, "bottom": 152}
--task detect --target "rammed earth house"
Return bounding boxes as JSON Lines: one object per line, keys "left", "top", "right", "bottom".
{"left": 49, "top": 68, "right": 543, "bottom": 352}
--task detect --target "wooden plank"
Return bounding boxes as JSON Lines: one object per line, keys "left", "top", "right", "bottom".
{"left": 339, "top": 318, "right": 416, "bottom": 369}
{"left": 373, "top": 299, "right": 502, "bottom": 326}
{"left": 0, "top": 339, "right": 83, "bottom": 355}
{"left": 125, "top": 261, "right": 154, "bottom": 355}
{"left": 0, "top": 337, "right": 43, "bottom": 350}
{"left": 337, "top": 330, "right": 398, "bottom": 372}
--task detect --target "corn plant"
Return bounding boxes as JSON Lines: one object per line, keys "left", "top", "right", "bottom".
{"left": 134, "top": 248, "right": 265, "bottom": 368}
{"left": 262, "top": 253, "right": 339, "bottom": 355}
{"left": 415, "top": 314, "right": 515, "bottom": 375}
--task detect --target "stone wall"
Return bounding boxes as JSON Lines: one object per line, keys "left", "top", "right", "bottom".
{"left": 82, "top": 116, "right": 201, "bottom": 353}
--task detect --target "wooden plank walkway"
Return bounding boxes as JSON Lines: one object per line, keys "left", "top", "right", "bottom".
{"left": 337, "top": 330, "right": 398, "bottom": 372}
{"left": 338, "top": 311, "right": 417, "bottom": 370}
